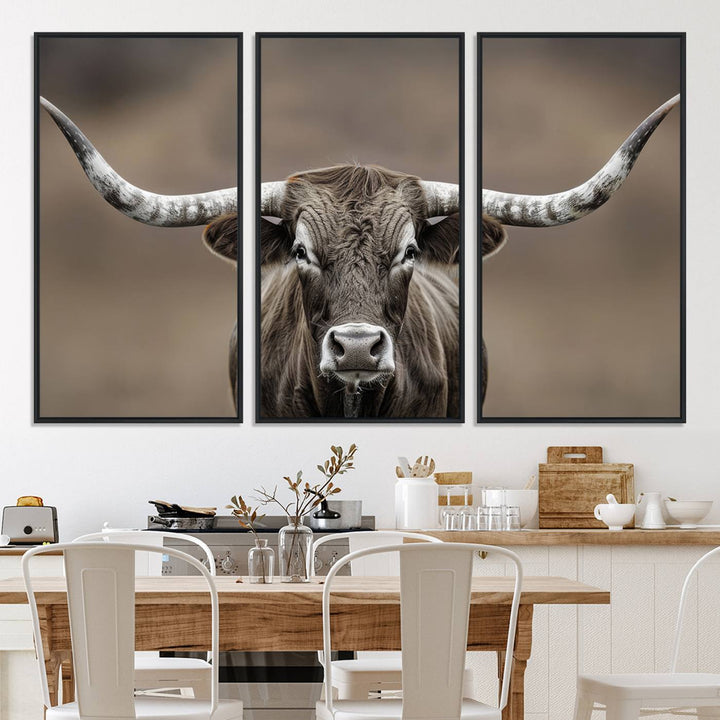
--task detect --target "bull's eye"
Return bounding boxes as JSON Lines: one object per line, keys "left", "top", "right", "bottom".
{"left": 403, "top": 245, "right": 418, "bottom": 263}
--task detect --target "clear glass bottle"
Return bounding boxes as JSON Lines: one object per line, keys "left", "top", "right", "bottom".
{"left": 248, "top": 538, "right": 274, "bottom": 584}
{"left": 278, "top": 517, "right": 313, "bottom": 583}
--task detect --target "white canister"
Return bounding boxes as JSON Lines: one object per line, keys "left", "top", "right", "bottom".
{"left": 395, "top": 476, "right": 440, "bottom": 530}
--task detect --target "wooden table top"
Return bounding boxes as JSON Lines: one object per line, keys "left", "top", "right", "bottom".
{"left": 0, "top": 575, "right": 609, "bottom": 606}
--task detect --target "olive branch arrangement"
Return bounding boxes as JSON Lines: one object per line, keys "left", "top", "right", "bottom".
{"left": 228, "top": 444, "right": 358, "bottom": 580}
{"left": 226, "top": 495, "right": 265, "bottom": 538}
{"left": 256, "top": 443, "right": 358, "bottom": 521}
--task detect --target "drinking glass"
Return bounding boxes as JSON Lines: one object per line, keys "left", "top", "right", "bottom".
{"left": 458, "top": 488, "right": 474, "bottom": 530}
{"left": 488, "top": 506, "right": 504, "bottom": 531}
{"left": 441, "top": 489, "right": 459, "bottom": 530}
{"left": 505, "top": 506, "right": 521, "bottom": 531}
{"left": 460, "top": 506, "right": 477, "bottom": 531}
{"left": 476, "top": 506, "right": 490, "bottom": 531}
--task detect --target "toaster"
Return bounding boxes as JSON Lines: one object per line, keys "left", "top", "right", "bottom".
{"left": 1, "top": 506, "right": 58, "bottom": 544}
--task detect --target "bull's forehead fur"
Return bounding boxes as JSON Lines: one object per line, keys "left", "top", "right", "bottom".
{"left": 281, "top": 165, "right": 427, "bottom": 253}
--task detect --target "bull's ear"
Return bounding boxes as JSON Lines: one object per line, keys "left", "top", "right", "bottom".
{"left": 203, "top": 213, "right": 238, "bottom": 264}
{"left": 482, "top": 215, "right": 507, "bottom": 261}
{"left": 260, "top": 217, "right": 292, "bottom": 265}
{"left": 418, "top": 212, "right": 459, "bottom": 264}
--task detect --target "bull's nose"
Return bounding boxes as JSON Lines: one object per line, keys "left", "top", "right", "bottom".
{"left": 320, "top": 322, "right": 395, "bottom": 379}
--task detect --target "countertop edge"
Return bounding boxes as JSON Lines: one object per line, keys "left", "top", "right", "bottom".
{"left": 384, "top": 528, "right": 720, "bottom": 546}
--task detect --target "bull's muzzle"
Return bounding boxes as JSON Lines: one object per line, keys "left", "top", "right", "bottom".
{"left": 319, "top": 322, "right": 395, "bottom": 384}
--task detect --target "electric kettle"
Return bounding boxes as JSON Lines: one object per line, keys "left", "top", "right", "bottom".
{"left": 637, "top": 491, "right": 666, "bottom": 529}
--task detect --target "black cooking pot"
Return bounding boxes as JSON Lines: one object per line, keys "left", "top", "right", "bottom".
{"left": 149, "top": 515, "right": 215, "bottom": 531}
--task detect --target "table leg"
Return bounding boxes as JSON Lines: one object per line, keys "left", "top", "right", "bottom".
{"left": 37, "top": 605, "right": 63, "bottom": 707}
{"left": 44, "top": 652, "right": 61, "bottom": 707}
{"left": 500, "top": 605, "right": 534, "bottom": 720}
{"left": 60, "top": 651, "right": 75, "bottom": 703}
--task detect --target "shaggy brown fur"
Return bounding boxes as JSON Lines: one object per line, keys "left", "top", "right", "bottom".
{"left": 261, "top": 165, "right": 459, "bottom": 418}
{"left": 206, "top": 165, "right": 460, "bottom": 418}
{"left": 203, "top": 197, "right": 507, "bottom": 415}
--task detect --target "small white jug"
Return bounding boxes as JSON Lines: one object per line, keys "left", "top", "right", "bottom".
{"left": 637, "top": 491, "right": 666, "bottom": 529}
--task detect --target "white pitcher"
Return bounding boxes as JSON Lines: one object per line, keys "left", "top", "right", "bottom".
{"left": 637, "top": 491, "right": 666, "bottom": 529}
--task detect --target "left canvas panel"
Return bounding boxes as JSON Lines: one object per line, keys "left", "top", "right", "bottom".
{"left": 35, "top": 34, "right": 242, "bottom": 421}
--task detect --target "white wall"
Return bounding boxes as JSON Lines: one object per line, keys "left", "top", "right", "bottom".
{"left": 2, "top": 0, "right": 719, "bottom": 542}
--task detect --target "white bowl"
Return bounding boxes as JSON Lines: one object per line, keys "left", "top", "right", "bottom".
{"left": 664, "top": 500, "right": 713, "bottom": 528}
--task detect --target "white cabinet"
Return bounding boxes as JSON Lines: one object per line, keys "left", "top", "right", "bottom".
{"left": 0, "top": 553, "right": 63, "bottom": 720}
{"left": 466, "top": 544, "right": 720, "bottom": 720}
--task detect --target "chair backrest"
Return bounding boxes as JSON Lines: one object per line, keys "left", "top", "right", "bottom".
{"left": 307, "top": 530, "right": 442, "bottom": 578}
{"left": 320, "top": 542, "right": 523, "bottom": 720}
{"left": 22, "top": 542, "right": 220, "bottom": 717}
{"left": 671, "top": 545, "right": 720, "bottom": 671}
{"left": 73, "top": 529, "right": 216, "bottom": 576}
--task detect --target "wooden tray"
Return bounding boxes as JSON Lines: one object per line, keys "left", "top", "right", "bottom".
{"left": 538, "top": 447, "right": 634, "bottom": 528}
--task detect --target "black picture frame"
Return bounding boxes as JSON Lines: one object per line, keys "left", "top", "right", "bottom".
{"left": 256, "top": 32, "right": 465, "bottom": 424}
{"left": 34, "top": 32, "right": 243, "bottom": 423}
{"left": 478, "top": 32, "right": 686, "bottom": 423}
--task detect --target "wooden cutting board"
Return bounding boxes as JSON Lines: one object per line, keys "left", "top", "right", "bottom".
{"left": 538, "top": 447, "right": 635, "bottom": 528}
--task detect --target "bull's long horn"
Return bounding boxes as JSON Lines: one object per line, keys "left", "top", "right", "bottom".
{"left": 260, "top": 181, "right": 286, "bottom": 216}
{"left": 483, "top": 94, "right": 680, "bottom": 227}
{"left": 40, "top": 96, "right": 237, "bottom": 227}
{"left": 420, "top": 181, "right": 460, "bottom": 216}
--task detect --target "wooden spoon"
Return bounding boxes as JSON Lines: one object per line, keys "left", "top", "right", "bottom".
{"left": 410, "top": 456, "right": 436, "bottom": 478}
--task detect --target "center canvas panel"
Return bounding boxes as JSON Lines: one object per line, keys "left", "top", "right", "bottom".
{"left": 257, "top": 34, "right": 464, "bottom": 422}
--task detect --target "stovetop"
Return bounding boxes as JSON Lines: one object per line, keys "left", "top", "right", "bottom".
{"left": 146, "top": 514, "right": 375, "bottom": 533}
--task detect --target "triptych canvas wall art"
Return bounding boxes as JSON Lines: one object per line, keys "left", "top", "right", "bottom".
{"left": 34, "top": 32, "right": 684, "bottom": 424}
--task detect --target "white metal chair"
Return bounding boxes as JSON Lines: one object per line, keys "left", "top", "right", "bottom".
{"left": 315, "top": 541, "right": 523, "bottom": 720}
{"left": 573, "top": 546, "right": 720, "bottom": 720}
{"left": 309, "top": 531, "right": 474, "bottom": 700}
{"left": 23, "top": 542, "right": 242, "bottom": 719}
{"left": 73, "top": 529, "right": 214, "bottom": 699}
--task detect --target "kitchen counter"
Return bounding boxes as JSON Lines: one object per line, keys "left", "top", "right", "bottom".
{"left": 0, "top": 547, "right": 61, "bottom": 555}
{"left": 387, "top": 527, "right": 720, "bottom": 545}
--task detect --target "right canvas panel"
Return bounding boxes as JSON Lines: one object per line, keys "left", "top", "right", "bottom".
{"left": 479, "top": 34, "right": 684, "bottom": 421}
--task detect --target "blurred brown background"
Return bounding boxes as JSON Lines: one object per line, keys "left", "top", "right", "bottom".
{"left": 38, "top": 36, "right": 238, "bottom": 418}
{"left": 260, "top": 36, "right": 460, "bottom": 183}
{"left": 482, "top": 36, "right": 682, "bottom": 418}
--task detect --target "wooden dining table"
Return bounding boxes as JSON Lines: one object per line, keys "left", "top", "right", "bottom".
{"left": 0, "top": 574, "right": 609, "bottom": 720}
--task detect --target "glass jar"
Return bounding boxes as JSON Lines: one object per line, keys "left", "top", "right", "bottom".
{"left": 248, "top": 538, "right": 274, "bottom": 584}
{"left": 278, "top": 517, "right": 313, "bottom": 583}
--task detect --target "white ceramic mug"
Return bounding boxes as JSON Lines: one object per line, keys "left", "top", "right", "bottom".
{"left": 594, "top": 503, "right": 635, "bottom": 531}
